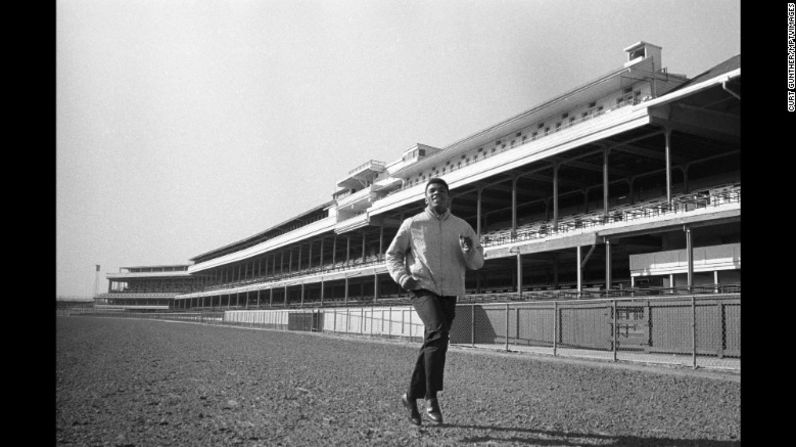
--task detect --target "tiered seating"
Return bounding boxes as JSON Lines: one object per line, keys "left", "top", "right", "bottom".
{"left": 480, "top": 183, "right": 740, "bottom": 247}
{"left": 206, "top": 254, "right": 390, "bottom": 291}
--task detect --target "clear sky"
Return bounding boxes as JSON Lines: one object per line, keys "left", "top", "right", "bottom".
{"left": 56, "top": 0, "right": 740, "bottom": 298}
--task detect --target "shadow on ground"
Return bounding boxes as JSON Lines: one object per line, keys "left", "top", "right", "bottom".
{"left": 439, "top": 423, "right": 739, "bottom": 446}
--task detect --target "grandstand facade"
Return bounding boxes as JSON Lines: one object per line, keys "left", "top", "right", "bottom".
{"left": 95, "top": 265, "right": 199, "bottom": 310}
{"left": 101, "top": 42, "right": 741, "bottom": 312}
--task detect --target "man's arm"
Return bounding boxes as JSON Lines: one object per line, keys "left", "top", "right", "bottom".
{"left": 384, "top": 218, "right": 416, "bottom": 289}
{"left": 460, "top": 224, "right": 485, "bottom": 270}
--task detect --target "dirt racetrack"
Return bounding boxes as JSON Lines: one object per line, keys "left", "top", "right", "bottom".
{"left": 56, "top": 316, "right": 741, "bottom": 446}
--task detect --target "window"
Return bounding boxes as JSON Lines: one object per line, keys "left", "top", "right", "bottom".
{"left": 419, "top": 149, "right": 426, "bottom": 156}
{"left": 537, "top": 123, "right": 544, "bottom": 129}
{"left": 516, "top": 132, "right": 522, "bottom": 137}
{"left": 561, "top": 112, "right": 568, "bottom": 119}
{"left": 623, "top": 87, "right": 632, "bottom": 94}
{"left": 588, "top": 102, "right": 596, "bottom": 108}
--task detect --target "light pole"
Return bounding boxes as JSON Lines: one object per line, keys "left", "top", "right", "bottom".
{"left": 94, "top": 264, "right": 100, "bottom": 298}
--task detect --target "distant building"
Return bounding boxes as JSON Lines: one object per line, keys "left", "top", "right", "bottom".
{"left": 95, "top": 265, "right": 198, "bottom": 311}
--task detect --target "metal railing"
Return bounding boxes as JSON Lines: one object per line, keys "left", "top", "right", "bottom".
{"left": 456, "top": 294, "right": 739, "bottom": 369}
{"left": 481, "top": 185, "right": 740, "bottom": 247}
{"left": 68, "top": 293, "right": 739, "bottom": 371}
{"left": 348, "top": 160, "right": 386, "bottom": 175}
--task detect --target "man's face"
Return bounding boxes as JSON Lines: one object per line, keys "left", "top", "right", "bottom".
{"left": 425, "top": 183, "right": 450, "bottom": 213}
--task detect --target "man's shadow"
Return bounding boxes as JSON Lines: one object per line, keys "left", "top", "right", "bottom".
{"left": 438, "top": 423, "right": 740, "bottom": 446}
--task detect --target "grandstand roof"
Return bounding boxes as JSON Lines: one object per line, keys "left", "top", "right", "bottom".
{"left": 120, "top": 264, "right": 191, "bottom": 270}
{"left": 670, "top": 54, "right": 740, "bottom": 92}
{"left": 401, "top": 53, "right": 688, "bottom": 175}
{"left": 95, "top": 292, "right": 178, "bottom": 299}
{"left": 190, "top": 200, "right": 334, "bottom": 263}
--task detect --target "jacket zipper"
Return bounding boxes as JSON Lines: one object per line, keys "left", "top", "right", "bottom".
{"left": 438, "top": 217, "right": 443, "bottom": 295}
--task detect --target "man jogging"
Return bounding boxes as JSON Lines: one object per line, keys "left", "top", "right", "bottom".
{"left": 385, "top": 177, "right": 484, "bottom": 425}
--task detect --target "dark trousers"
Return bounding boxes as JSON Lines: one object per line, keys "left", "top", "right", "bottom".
{"left": 407, "top": 289, "right": 457, "bottom": 400}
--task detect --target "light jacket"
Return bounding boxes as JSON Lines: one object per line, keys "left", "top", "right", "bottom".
{"left": 385, "top": 208, "right": 484, "bottom": 297}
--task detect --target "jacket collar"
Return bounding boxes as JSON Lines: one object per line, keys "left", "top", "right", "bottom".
{"left": 425, "top": 207, "right": 451, "bottom": 221}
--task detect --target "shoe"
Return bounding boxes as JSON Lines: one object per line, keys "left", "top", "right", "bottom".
{"left": 401, "top": 393, "right": 422, "bottom": 426}
{"left": 425, "top": 398, "right": 443, "bottom": 424}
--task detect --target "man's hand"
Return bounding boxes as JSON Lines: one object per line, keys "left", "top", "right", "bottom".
{"left": 403, "top": 277, "right": 419, "bottom": 291}
{"left": 459, "top": 234, "right": 473, "bottom": 253}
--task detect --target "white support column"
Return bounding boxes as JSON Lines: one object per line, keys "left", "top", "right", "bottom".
{"left": 576, "top": 245, "right": 583, "bottom": 296}
{"left": 320, "top": 277, "right": 325, "bottom": 306}
{"left": 603, "top": 148, "right": 610, "bottom": 218}
{"left": 516, "top": 252, "right": 523, "bottom": 299}
{"left": 685, "top": 225, "right": 694, "bottom": 293}
{"left": 605, "top": 239, "right": 612, "bottom": 291}
{"left": 553, "top": 164, "right": 559, "bottom": 230}
{"left": 344, "top": 277, "right": 349, "bottom": 306}
{"left": 665, "top": 128, "right": 672, "bottom": 203}
{"left": 373, "top": 273, "right": 379, "bottom": 302}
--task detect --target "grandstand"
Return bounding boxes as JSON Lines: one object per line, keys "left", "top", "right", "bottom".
{"left": 100, "top": 41, "right": 740, "bottom": 313}
{"left": 94, "top": 265, "right": 199, "bottom": 311}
